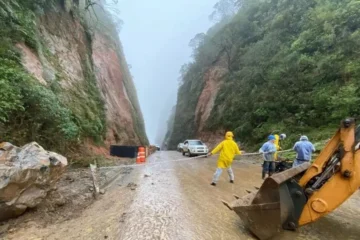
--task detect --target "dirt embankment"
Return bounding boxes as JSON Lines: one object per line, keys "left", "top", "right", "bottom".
{"left": 0, "top": 156, "right": 136, "bottom": 238}
{"left": 0, "top": 169, "right": 95, "bottom": 238}
{"left": 0, "top": 144, "right": 157, "bottom": 238}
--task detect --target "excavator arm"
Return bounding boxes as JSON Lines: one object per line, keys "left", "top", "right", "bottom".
{"left": 298, "top": 118, "right": 360, "bottom": 226}
{"left": 228, "top": 118, "right": 360, "bottom": 240}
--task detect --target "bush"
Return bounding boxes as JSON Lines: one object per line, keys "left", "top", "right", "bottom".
{"left": 0, "top": 58, "right": 80, "bottom": 149}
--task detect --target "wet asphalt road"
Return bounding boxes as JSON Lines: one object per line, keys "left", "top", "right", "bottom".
{"left": 7, "top": 151, "right": 360, "bottom": 240}
{"left": 115, "top": 151, "right": 360, "bottom": 240}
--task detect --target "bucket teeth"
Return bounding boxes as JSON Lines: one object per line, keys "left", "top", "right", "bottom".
{"left": 233, "top": 194, "right": 240, "bottom": 199}
{"left": 221, "top": 200, "right": 233, "bottom": 210}
{"left": 229, "top": 163, "right": 310, "bottom": 240}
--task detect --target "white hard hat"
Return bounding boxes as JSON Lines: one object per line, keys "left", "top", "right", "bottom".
{"left": 300, "top": 135, "right": 308, "bottom": 141}
{"left": 280, "top": 133, "right": 286, "bottom": 140}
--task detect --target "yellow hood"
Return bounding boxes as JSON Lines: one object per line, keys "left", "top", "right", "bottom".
{"left": 225, "top": 131, "right": 234, "bottom": 140}
{"left": 211, "top": 131, "right": 241, "bottom": 168}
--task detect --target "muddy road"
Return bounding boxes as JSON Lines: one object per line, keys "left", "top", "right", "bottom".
{"left": 5, "top": 151, "right": 360, "bottom": 240}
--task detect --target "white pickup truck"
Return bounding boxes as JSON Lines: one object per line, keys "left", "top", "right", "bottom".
{"left": 182, "top": 139, "right": 209, "bottom": 157}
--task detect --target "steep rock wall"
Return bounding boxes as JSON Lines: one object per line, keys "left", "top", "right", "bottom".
{"left": 92, "top": 34, "right": 142, "bottom": 145}
{"left": 195, "top": 66, "right": 226, "bottom": 133}
{"left": 194, "top": 62, "right": 227, "bottom": 149}
{"left": 168, "top": 56, "right": 227, "bottom": 150}
{"left": 0, "top": 1, "right": 148, "bottom": 155}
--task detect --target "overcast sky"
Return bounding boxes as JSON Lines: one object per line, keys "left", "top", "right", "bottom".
{"left": 115, "top": 0, "right": 218, "bottom": 144}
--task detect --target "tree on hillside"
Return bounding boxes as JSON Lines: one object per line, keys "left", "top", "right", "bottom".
{"left": 211, "top": 24, "right": 240, "bottom": 69}
{"left": 188, "top": 33, "right": 218, "bottom": 65}
{"left": 209, "top": 0, "right": 240, "bottom": 22}
{"left": 189, "top": 33, "right": 206, "bottom": 50}
{"left": 178, "top": 64, "right": 191, "bottom": 85}
{"left": 84, "top": 0, "right": 124, "bottom": 33}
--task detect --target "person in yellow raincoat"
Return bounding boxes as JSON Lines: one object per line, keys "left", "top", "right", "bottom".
{"left": 207, "top": 131, "right": 241, "bottom": 186}
{"left": 274, "top": 133, "right": 286, "bottom": 160}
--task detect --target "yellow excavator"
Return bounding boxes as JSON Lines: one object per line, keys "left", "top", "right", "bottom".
{"left": 227, "top": 118, "right": 360, "bottom": 240}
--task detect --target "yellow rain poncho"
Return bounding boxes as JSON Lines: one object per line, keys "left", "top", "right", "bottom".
{"left": 274, "top": 134, "right": 280, "bottom": 160}
{"left": 211, "top": 131, "right": 241, "bottom": 168}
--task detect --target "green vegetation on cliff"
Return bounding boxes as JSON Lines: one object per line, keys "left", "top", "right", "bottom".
{"left": 86, "top": 3, "right": 148, "bottom": 145}
{"left": 0, "top": 0, "right": 148, "bottom": 153}
{"left": 170, "top": 0, "right": 360, "bottom": 149}
{"left": 162, "top": 106, "right": 176, "bottom": 149}
{"left": 0, "top": 0, "right": 84, "bottom": 152}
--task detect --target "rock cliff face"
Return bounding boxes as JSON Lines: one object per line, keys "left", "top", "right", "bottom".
{"left": 0, "top": 0, "right": 148, "bottom": 153}
{"left": 92, "top": 33, "right": 145, "bottom": 146}
{"left": 167, "top": 56, "right": 228, "bottom": 150}
{"left": 194, "top": 63, "right": 228, "bottom": 149}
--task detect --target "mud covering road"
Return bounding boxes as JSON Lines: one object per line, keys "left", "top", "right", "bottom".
{"left": 5, "top": 151, "right": 360, "bottom": 240}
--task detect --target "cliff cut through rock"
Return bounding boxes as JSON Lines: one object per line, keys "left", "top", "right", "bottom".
{"left": 0, "top": 0, "right": 148, "bottom": 155}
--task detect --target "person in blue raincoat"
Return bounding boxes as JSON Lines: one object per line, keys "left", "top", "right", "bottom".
{"left": 292, "top": 136, "right": 315, "bottom": 167}
{"left": 259, "top": 135, "right": 277, "bottom": 179}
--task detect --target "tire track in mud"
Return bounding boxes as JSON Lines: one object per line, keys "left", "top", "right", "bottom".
{"left": 116, "top": 152, "right": 263, "bottom": 240}
{"left": 117, "top": 151, "right": 196, "bottom": 240}
{"left": 174, "top": 158, "right": 261, "bottom": 240}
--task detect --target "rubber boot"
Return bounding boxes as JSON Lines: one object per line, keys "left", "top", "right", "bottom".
{"left": 262, "top": 173, "right": 269, "bottom": 180}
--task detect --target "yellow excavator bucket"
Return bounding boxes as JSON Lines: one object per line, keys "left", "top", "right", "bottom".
{"left": 226, "top": 119, "right": 360, "bottom": 240}
{"left": 229, "top": 163, "right": 310, "bottom": 240}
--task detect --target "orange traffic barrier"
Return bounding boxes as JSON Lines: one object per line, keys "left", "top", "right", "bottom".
{"left": 136, "top": 152, "right": 142, "bottom": 164}
{"left": 135, "top": 147, "right": 146, "bottom": 164}
{"left": 138, "top": 147, "right": 146, "bottom": 163}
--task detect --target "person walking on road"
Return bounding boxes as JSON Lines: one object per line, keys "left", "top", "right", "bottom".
{"left": 207, "top": 131, "right": 241, "bottom": 186}
{"left": 293, "top": 135, "right": 315, "bottom": 167}
{"left": 259, "top": 135, "right": 277, "bottom": 179}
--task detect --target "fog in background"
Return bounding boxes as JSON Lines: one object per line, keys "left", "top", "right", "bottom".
{"left": 115, "top": 0, "right": 218, "bottom": 144}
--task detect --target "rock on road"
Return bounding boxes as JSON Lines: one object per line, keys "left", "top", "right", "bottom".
{"left": 7, "top": 151, "right": 360, "bottom": 240}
